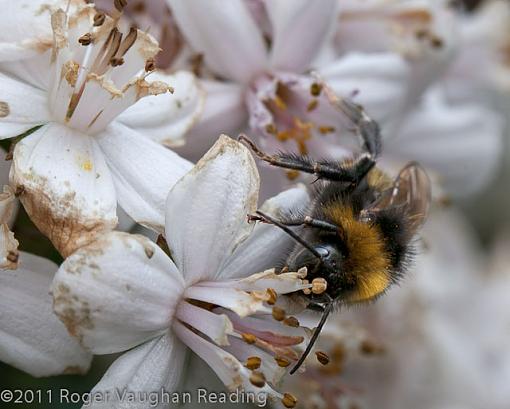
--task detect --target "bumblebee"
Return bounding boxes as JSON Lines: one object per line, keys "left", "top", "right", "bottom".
{"left": 239, "top": 89, "right": 431, "bottom": 373}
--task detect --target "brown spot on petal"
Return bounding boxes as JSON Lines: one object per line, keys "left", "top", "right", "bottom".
{"left": 0, "top": 102, "right": 9, "bottom": 118}
{"left": 63, "top": 365, "right": 87, "bottom": 375}
{"left": 53, "top": 283, "right": 94, "bottom": 344}
{"left": 11, "top": 171, "right": 117, "bottom": 257}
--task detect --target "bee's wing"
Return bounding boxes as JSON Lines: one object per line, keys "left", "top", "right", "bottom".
{"left": 366, "top": 162, "right": 431, "bottom": 236}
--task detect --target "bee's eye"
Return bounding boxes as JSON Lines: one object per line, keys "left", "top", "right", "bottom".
{"left": 315, "top": 246, "right": 331, "bottom": 258}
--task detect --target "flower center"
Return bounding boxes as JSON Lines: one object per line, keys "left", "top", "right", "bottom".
{"left": 47, "top": 2, "right": 172, "bottom": 134}
{"left": 172, "top": 268, "right": 314, "bottom": 408}
{"left": 246, "top": 74, "right": 338, "bottom": 179}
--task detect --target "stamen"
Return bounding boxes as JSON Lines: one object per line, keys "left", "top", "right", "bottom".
{"left": 265, "top": 123, "right": 277, "bottom": 135}
{"left": 93, "top": 12, "right": 106, "bottom": 27}
{"left": 110, "top": 57, "right": 124, "bottom": 66}
{"left": 272, "top": 306, "right": 286, "bottom": 322}
{"left": 310, "top": 83, "right": 322, "bottom": 97}
{"left": 145, "top": 58, "right": 156, "bottom": 72}
{"left": 311, "top": 278, "right": 327, "bottom": 294}
{"left": 116, "top": 27, "right": 138, "bottom": 57}
{"left": 245, "top": 356, "right": 262, "bottom": 370}
{"left": 274, "top": 356, "right": 291, "bottom": 367}
{"left": 315, "top": 351, "right": 330, "bottom": 365}
{"left": 273, "top": 95, "right": 287, "bottom": 110}
{"left": 318, "top": 125, "right": 336, "bottom": 134}
{"left": 114, "top": 0, "right": 128, "bottom": 12}
{"left": 286, "top": 170, "right": 300, "bottom": 181}
{"left": 78, "top": 33, "right": 93, "bottom": 46}
{"left": 249, "top": 371, "right": 266, "bottom": 388}
{"left": 266, "top": 288, "right": 277, "bottom": 305}
{"left": 283, "top": 316, "right": 300, "bottom": 328}
{"left": 307, "top": 99, "right": 319, "bottom": 112}
{"left": 282, "top": 393, "right": 298, "bottom": 408}
{"left": 242, "top": 333, "right": 257, "bottom": 345}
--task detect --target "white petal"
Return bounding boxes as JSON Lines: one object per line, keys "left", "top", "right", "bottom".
{"left": 266, "top": 0, "right": 337, "bottom": 72}
{"left": 97, "top": 122, "right": 192, "bottom": 232}
{"left": 0, "top": 51, "right": 51, "bottom": 90}
{"left": 175, "top": 80, "right": 248, "bottom": 161}
{"left": 165, "top": 135, "right": 259, "bottom": 285}
{"left": 84, "top": 332, "right": 187, "bottom": 409}
{"left": 0, "top": 252, "right": 92, "bottom": 377}
{"left": 0, "top": 0, "right": 56, "bottom": 61}
{"left": 116, "top": 71, "right": 205, "bottom": 147}
{"left": 10, "top": 123, "right": 118, "bottom": 256}
{"left": 386, "top": 90, "right": 504, "bottom": 196}
{"left": 318, "top": 53, "right": 411, "bottom": 127}
{"left": 219, "top": 185, "right": 310, "bottom": 279}
{"left": 0, "top": 71, "right": 51, "bottom": 139}
{"left": 167, "top": 0, "right": 268, "bottom": 83}
{"left": 52, "top": 232, "right": 185, "bottom": 354}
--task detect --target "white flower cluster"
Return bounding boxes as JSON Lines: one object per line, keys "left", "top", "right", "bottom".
{"left": 0, "top": 1, "right": 509, "bottom": 409}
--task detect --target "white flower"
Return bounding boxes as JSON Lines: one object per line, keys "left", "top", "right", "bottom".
{"left": 167, "top": 0, "right": 411, "bottom": 160}
{"left": 51, "top": 136, "right": 313, "bottom": 408}
{"left": 0, "top": 0, "right": 204, "bottom": 256}
{"left": 0, "top": 251, "right": 92, "bottom": 377}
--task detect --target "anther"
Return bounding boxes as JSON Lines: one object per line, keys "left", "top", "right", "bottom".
{"left": 6, "top": 251, "right": 18, "bottom": 263}
{"left": 360, "top": 339, "right": 384, "bottom": 355}
{"left": 265, "top": 123, "right": 277, "bottom": 134}
{"left": 311, "top": 278, "right": 327, "bottom": 294}
{"left": 315, "top": 351, "right": 330, "bottom": 365}
{"left": 318, "top": 125, "right": 335, "bottom": 134}
{"left": 249, "top": 371, "right": 266, "bottom": 388}
{"left": 274, "top": 356, "right": 291, "bottom": 367}
{"left": 93, "top": 12, "right": 106, "bottom": 26}
{"left": 283, "top": 316, "right": 300, "bottom": 328}
{"left": 242, "top": 333, "right": 257, "bottom": 345}
{"left": 307, "top": 99, "right": 319, "bottom": 112}
{"left": 310, "top": 82, "right": 322, "bottom": 97}
{"left": 282, "top": 393, "right": 298, "bottom": 408}
{"left": 245, "top": 356, "right": 262, "bottom": 370}
{"left": 145, "top": 58, "right": 156, "bottom": 72}
{"left": 266, "top": 288, "right": 277, "bottom": 305}
{"left": 78, "top": 33, "right": 93, "bottom": 46}
{"left": 110, "top": 57, "right": 124, "bottom": 66}
{"left": 114, "top": 0, "right": 128, "bottom": 12}
{"left": 272, "top": 306, "right": 286, "bottom": 321}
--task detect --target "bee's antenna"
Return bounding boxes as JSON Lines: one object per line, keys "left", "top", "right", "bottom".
{"left": 290, "top": 298, "right": 334, "bottom": 375}
{"left": 249, "top": 211, "right": 324, "bottom": 260}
